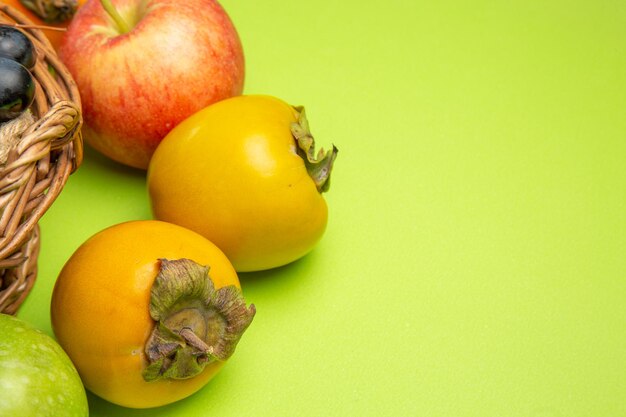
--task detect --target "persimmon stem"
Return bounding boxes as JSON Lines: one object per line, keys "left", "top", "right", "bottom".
{"left": 291, "top": 106, "right": 338, "bottom": 193}
{"left": 179, "top": 327, "right": 211, "bottom": 354}
{"left": 19, "top": 0, "right": 77, "bottom": 23}
{"left": 142, "top": 259, "right": 255, "bottom": 382}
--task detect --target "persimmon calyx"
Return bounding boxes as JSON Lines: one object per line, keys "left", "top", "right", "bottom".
{"left": 19, "top": 0, "right": 78, "bottom": 23}
{"left": 142, "top": 258, "right": 256, "bottom": 382}
{"left": 291, "top": 105, "right": 338, "bottom": 193}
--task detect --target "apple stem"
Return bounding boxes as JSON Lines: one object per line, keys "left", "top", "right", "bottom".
{"left": 99, "top": 0, "right": 130, "bottom": 34}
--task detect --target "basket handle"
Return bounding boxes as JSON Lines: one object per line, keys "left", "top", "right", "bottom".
{"left": 17, "top": 100, "right": 80, "bottom": 163}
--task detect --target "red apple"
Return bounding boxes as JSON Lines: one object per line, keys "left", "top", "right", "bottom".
{"left": 59, "top": 0, "right": 244, "bottom": 169}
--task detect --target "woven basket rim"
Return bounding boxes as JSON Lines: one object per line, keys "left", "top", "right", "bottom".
{"left": 0, "top": 4, "right": 83, "bottom": 314}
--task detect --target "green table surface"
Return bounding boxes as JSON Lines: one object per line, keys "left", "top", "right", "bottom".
{"left": 16, "top": 0, "right": 626, "bottom": 416}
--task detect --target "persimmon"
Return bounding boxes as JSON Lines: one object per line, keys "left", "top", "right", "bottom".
{"left": 50, "top": 220, "right": 256, "bottom": 408}
{"left": 148, "top": 95, "right": 338, "bottom": 272}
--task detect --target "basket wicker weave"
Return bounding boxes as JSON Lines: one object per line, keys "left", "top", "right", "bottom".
{"left": 0, "top": 4, "right": 82, "bottom": 314}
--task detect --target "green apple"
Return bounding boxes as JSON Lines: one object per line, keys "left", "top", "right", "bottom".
{"left": 0, "top": 314, "right": 88, "bottom": 417}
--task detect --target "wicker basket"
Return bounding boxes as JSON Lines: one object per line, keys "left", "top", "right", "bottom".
{"left": 0, "top": 4, "right": 82, "bottom": 314}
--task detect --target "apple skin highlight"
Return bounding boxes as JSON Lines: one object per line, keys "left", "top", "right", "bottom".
{"left": 59, "top": 0, "right": 245, "bottom": 169}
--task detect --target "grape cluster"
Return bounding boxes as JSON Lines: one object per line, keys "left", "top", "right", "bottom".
{"left": 0, "top": 25, "right": 36, "bottom": 122}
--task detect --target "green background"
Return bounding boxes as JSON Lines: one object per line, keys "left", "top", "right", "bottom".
{"left": 16, "top": 0, "right": 626, "bottom": 416}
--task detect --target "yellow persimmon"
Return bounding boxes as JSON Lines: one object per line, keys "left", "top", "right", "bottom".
{"left": 147, "top": 95, "right": 338, "bottom": 272}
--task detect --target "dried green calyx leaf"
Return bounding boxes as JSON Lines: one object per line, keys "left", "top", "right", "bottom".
{"left": 143, "top": 258, "right": 255, "bottom": 382}
{"left": 291, "top": 106, "right": 338, "bottom": 193}
{"left": 19, "top": 0, "right": 78, "bottom": 23}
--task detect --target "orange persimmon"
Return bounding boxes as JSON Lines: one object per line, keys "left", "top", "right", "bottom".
{"left": 50, "top": 220, "right": 256, "bottom": 408}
